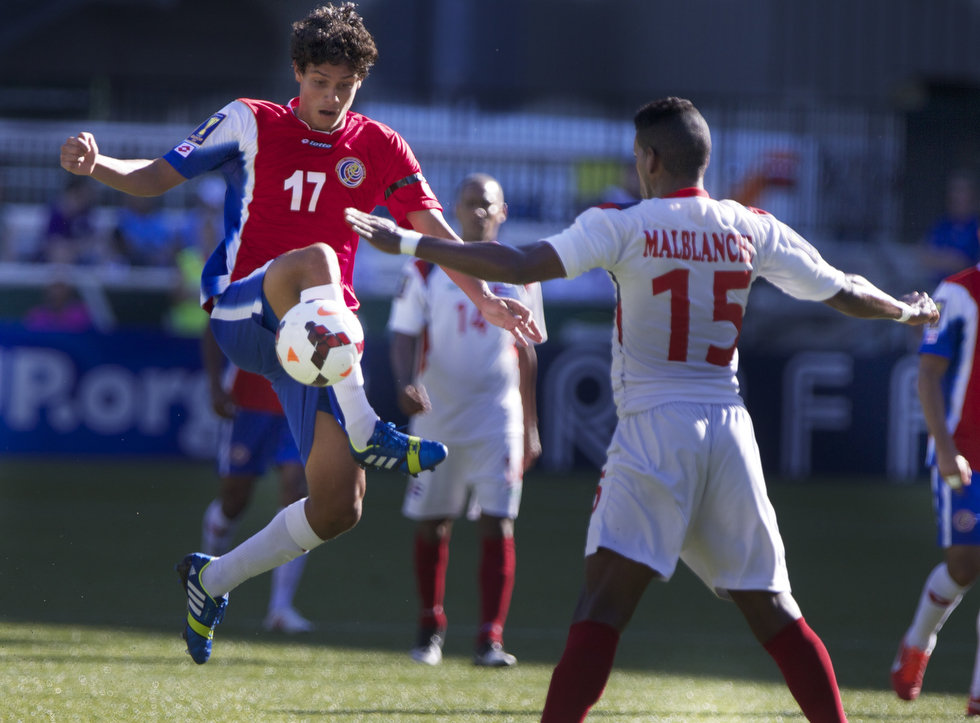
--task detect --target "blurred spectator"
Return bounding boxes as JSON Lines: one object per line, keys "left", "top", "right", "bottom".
{"left": 0, "top": 170, "right": 12, "bottom": 262}
{"left": 23, "top": 279, "right": 93, "bottom": 332}
{"left": 112, "top": 194, "right": 178, "bottom": 267}
{"left": 920, "top": 170, "right": 980, "bottom": 286}
{"left": 38, "top": 175, "right": 102, "bottom": 265}
{"left": 729, "top": 150, "right": 800, "bottom": 208}
{"left": 178, "top": 175, "right": 226, "bottom": 253}
{"left": 165, "top": 176, "right": 225, "bottom": 337}
{"left": 599, "top": 161, "right": 641, "bottom": 206}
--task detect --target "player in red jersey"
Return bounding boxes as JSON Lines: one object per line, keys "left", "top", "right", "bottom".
{"left": 346, "top": 97, "right": 940, "bottom": 723}
{"left": 891, "top": 262, "right": 980, "bottom": 715}
{"left": 59, "top": 3, "right": 540, "bottom": 664}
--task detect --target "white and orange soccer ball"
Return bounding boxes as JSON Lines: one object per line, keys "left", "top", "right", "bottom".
{"left": 275, "top": 299, "right": 364, "bottom": 387}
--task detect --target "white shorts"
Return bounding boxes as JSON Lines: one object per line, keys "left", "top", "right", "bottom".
{"left": 585, "top": 401, "right": 790, "bottom": 598}
{"left": 402, "top": 433, "right": 523, "bottom": 520}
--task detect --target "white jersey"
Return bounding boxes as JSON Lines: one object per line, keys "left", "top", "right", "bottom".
{"left": 546, "top": 190, "right": 846, "bottom": 415}
{"left": 388, "top": 258, "right": 547, "bottom": 444}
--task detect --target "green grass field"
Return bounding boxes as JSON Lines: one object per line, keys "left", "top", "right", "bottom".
{"left": 1, "top": 459, "right": 976, "bottom": 721}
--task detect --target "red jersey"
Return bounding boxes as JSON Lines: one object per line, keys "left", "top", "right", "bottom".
{"left": 162, "top": 98, "right": 442, "bottom": 311}
{"left": 228, "top": 368, "right": 284, "bottom": 414}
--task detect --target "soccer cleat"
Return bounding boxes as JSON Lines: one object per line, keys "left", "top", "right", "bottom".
{"left": 969, "top": 697, "right": 980, "bottom": 716}
{"left": 473, "top": 640, "right": 517, "bottom": 668}
{"left": 349, "top": 420, "right": 447, "bottom": 476}
{"left": 176, "top": 552, "right": 229, "bottom": 664}
{"left": 263, "top": 606, "right": 314, "bottom": 634}
{"left": 410, "top": 627, "right": 445, "bottom": 666}
{"left": 890, "top": 638, "right": 930, "bottom": 701}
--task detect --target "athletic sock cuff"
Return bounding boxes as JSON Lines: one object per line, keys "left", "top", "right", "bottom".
{"left": 284, "top": 498, "right": 324, "bottom": 552}
{"left": 300, "top": 284, "right": 344, "bottom": 305}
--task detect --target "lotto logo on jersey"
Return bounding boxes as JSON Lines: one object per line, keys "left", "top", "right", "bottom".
{"left": 336, "top": 157, "right": 366, "bottom": 188}
{"left": 173, "top": 142, "right": 196, "bottom": 158}
{"left": 188, "top": 112, "right": 226, "bottom": 145}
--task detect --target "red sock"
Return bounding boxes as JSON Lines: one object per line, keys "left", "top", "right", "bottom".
{"left": 541, "top": 620, "right": 620, "bottom": 723}
{"left": 764, "top": 617, "right": 847, "bottom": 723}
{"left": 478, "top": 536, "right": 515, "bottom": 644}
{"left": 414, "top": 533, "right": 449, "bottom": 631}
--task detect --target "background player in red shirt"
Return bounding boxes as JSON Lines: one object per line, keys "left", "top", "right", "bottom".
{"left": 891, "top": 263, "right": 980, "bottom": 714}
{"left": 59, "top": 3, "right": 540, "bottom": 664}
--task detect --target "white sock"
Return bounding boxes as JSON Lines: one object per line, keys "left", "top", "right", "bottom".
{"left": 333, "top": 367, "right": 379, "bottom": 449}
{"left": 299, "top": 284, "right": 344, "bottom": 305}
{"left": 201, "top": 499, "right": 324, "bottom": 598}
{"left": 906, "top": 563, "right": 970, "bottom": 653}
{"left": 269, "top": 553, "right": 308, "bottom": 613}
{"left": 201, "top": 499, "right": 239, "bottom": 556}
{"left": 297, "top": 284, "right": 378, "bottom": 448}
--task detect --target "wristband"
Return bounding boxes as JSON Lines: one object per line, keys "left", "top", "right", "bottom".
{"left": 895, "top": 303, "right": 913, "bottom": 323}
{"left": 398, "top": 229, "right": 422, "bottom": 256}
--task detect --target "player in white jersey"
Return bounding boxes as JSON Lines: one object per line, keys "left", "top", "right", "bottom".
{"left": 388, "top": 174, "right": 546, "bottom": 667}
{"left": 346, "top": 96, "right": 940, "bottom": 722}
{"left": 891, "top": 263, "right": 980, "bottom": 715}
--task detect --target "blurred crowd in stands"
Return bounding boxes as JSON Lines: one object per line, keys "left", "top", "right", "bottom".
{"left": 0, "top": 173, "right": 225, "bottom": 336}
{"left": 2, "top": 162, "right": 978, "bottom": 338}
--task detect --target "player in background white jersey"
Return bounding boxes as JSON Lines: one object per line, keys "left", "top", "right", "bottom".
{"left": 59, "top": 3, "right": 541, "bottom": 665}
{"left": 891, "top": 263, "right": 980, "bottom": 715}
{"left": 346, "top": 96, "right": 940, "bottom": 723}
{"left": 388, "top": 174, "right": 546, "bottom": 667}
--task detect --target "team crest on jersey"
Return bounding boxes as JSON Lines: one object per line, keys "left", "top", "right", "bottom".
{"left": 336, "top": 157, "right": 366, "bottom": 188}
{"left": 953, "top": 509, "right": 977, "bottom": 533}
{"left": 188, "top": 112, "right": 226, "bottom": 145}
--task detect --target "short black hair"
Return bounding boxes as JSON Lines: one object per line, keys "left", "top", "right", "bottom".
{"left": 634, "top": 97, "right": 711, "bottom": 179}
{"left": 291, "top": 3, "right": 378, "bottom": 77}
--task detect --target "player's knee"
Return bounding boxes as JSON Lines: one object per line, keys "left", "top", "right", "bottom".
{"left": 306, "top": 495, "right": 362, "bottom": 539}
{"left": 478, "top": 514, "right": 513, "bottom": 539}
{"left": 302, "top": 242, "right": 341, "bottom": 284}
{"left": 946, "top": 551, "right": 980, "bottom": 587}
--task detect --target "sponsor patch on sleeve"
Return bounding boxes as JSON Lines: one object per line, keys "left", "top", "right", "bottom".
{"left": 188, "top": 112, "right": 227, "bottom": 145}
{"left": 173, "top": 142, "right": 196, "bottom": 158}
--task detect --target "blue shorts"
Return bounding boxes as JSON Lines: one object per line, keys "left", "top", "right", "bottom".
{"left": 932, "top": 467, "right": 980, "bottom": 546}
{"left": 208, "top": 265, "right": 344, "bottom": 464}
{"left": 218, "top": 409, "right": 302, "bottom": 477}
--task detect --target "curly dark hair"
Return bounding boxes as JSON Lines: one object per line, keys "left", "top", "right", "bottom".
{"left": 291, "top": 3, "right": 378, "bottom": 77}
{"left": 634, "top": 97, "right": 711, "bottom": 179}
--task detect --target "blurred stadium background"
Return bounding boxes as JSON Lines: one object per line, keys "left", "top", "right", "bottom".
{"left": 4, "top": 0, "right": 979, "bottom": 477}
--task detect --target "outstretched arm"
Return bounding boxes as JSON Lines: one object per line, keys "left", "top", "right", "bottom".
{"left": 402, "top": 208, "right": 547, "bottom": 344}
{"left": 61, "top": 131, "right": 185, "bottom": 197}
{"left": 822, "top": 274, "right": 939, "bottom": 325}
{"left": 347, "top": 207, "right": 567, "bottom": 285}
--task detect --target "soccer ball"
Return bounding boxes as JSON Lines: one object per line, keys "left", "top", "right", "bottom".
{"left": 275, "top": 299, "right": 364, "bottom": 387}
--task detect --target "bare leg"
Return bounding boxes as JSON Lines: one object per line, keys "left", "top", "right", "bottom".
{"left": 541, "top": 548, "right": 654, "bottom": 722}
